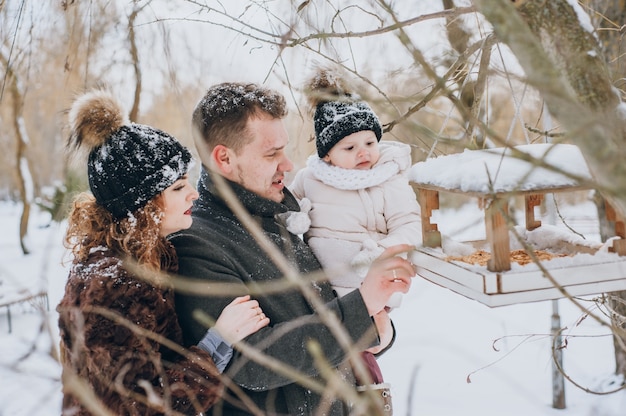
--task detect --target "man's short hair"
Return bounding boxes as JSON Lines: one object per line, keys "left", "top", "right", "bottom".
{"left": 192, "top": 82, "right": 287, "bottom": 154}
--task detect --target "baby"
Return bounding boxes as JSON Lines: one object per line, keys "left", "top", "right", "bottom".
{"left": 289, "top": 68, "right": 422, "bottom": 306}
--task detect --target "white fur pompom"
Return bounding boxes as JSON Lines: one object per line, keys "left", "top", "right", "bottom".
{"left": 285, "top": 211, "right": 311, "bottom": 235}
{"left": 299, "top": 197, "right": 312, "bottom": 214}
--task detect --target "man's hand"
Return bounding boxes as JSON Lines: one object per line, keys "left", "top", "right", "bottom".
{"left": 359, "top": 244, "right": 415, "bottom": 316}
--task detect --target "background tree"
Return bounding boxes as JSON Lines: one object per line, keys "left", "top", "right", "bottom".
{"left": 0, "top": 46, "right": 34, "bottom": 254}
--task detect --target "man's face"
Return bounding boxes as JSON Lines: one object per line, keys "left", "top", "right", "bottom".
{"left": 227, "top": 115, "right": 294, "bottom": 203}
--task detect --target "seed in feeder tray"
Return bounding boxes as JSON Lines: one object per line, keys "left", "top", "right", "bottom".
{"left": 446, "top": 249, "right": 568, "bottom": 267}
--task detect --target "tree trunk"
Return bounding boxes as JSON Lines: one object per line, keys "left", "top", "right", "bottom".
{"left": 590, "top": 0, "right": 626, "bottom": 88}
{"left": 1, "top": 49, "right": 34, "bottom": 255}
{"left": 128, "top": 3, "right": 142, "bottom": 122}
{"left": 442, "top": 0, "right": 491, "bottom": 147}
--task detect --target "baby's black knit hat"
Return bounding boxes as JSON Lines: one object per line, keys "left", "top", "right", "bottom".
{"left": 308, "top": 69, "right": 382, "bottom": 158}
{"left": 67, "top": 90, "right": 192, "bottom": 219}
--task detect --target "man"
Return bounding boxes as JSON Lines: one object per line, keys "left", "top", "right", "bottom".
{"left": 170, "top": 82, "right": 415, "bottom": 415}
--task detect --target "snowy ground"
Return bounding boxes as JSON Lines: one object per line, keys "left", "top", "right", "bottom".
{"left": 1, "top": 199, "right": 625, "bottom": 415}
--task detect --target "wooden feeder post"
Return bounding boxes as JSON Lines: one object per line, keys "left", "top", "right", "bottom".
{"left": 551, "top": 300, "right": 566, "bottom": 409}
{"left": 485, "top": 197, "right": 510, "bottom": 272}
{"left": 605, "top": 201, "right": 626, "bottom": 256}
{"left": 525, "top": 194, "right": 544, "bottom": 230}
{"left": 544, "top": 196, "right": 566, "bottom": 409}
{"left": 418, "top": 188, "right": 442, "bottom": 248}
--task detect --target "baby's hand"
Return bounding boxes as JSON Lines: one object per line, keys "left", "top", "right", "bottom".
{"left": 351, "top": 239, "right": 385, "bottom": 277}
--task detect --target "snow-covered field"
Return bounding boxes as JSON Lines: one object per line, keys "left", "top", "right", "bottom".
{"left": 1, "top": 199, "right": 625, "bottom": 415}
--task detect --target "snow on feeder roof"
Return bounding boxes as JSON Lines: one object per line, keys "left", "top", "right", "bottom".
{"left": 409, "top": 143, "right": 592, "bottom": 195}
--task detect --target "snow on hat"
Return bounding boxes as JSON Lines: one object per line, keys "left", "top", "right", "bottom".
{"left": 307, "top": 69, "right": 382, "bottom": 158}
{"left": 68, "top": 90, "right": 192, "bottom": 219}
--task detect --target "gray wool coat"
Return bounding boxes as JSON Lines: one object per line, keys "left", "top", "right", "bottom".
{"left": 170, "top": 168, "right": 384, "bottom": 416}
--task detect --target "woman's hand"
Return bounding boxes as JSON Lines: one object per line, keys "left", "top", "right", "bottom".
{"left": 214, "top": 295, "right": 269, "bottom": 344}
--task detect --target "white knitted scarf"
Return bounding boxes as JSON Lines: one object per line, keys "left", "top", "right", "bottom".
{"left": 307, "top": 155, "right": 400, "bottom": 191}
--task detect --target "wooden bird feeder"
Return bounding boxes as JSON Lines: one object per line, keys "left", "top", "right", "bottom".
{"left": 409, "top": 143, "right": 626, "bottom": 307}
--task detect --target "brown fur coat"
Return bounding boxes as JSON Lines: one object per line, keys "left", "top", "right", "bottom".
{"left": 57, "top": 244, "right": 222, "bottom": 415}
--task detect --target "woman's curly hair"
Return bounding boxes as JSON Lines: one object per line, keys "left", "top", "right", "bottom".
{"left": 64, "top": 192, "right": 174, "bottom": 272}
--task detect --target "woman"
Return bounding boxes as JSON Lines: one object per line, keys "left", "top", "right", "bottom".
{"left": 57, "top": 90, "right": 269, "bottom": 416}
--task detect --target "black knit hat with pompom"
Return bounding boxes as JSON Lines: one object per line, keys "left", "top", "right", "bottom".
{"left": 307, "top": 69, "right": 382, "bottom": 158}
{"left": 67, "top": 90, "right": 192, "bottom": 219}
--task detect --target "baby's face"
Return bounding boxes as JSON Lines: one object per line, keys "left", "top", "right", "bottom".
{"left": 323, "top": 130, "right": 380, "bottom": 170}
